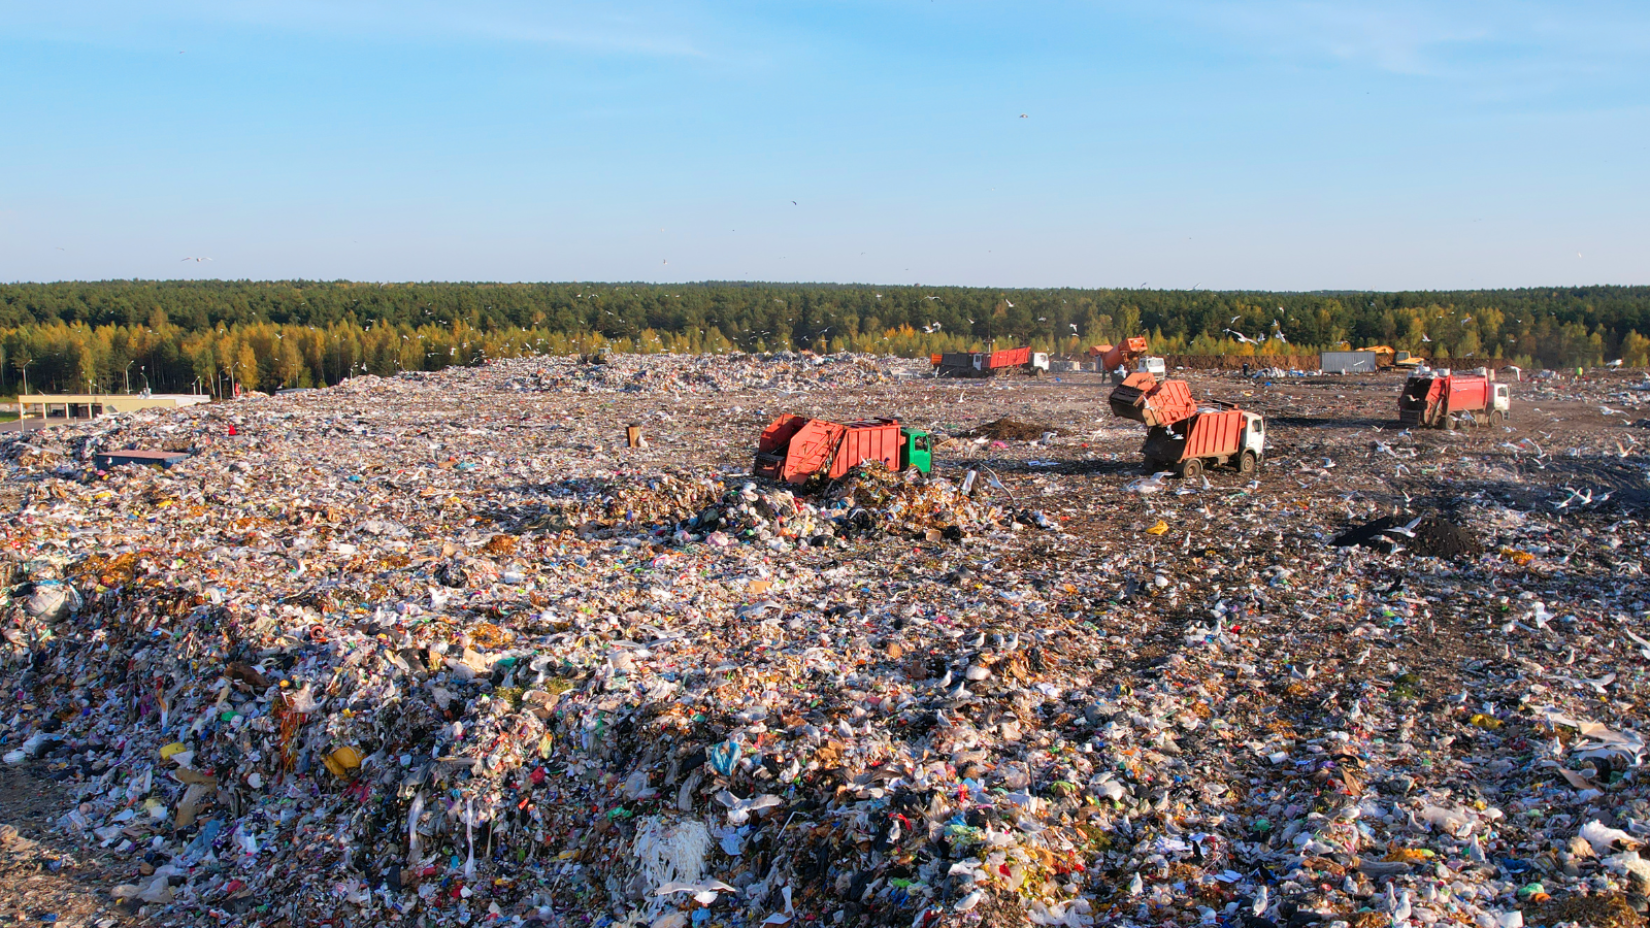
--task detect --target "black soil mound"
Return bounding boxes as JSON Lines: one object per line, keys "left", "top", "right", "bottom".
{"left": 1332, "top": 513, "right": 1483, "bottom": 559}
{"left": 960, "top": 418, "right": 1068, "bottom": 441}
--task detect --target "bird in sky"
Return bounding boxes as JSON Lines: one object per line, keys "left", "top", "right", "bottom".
{"left": 1004, "top": 299, "right": 1014, "bottom": 307}
{"left": 1019, "top": 113, "right": 1028, "bottom": 118}
{"left": 791, "top": 200, "right": 798, "bottom": 205}
{"left": 1229, "top": 315, "right": 1241, "bottom": 324}
{"left": 1069, "top": 323, "right": 1079, "bottom": 332}
{"left": 181, "top": 256, "right": 212, "bottom": 262}
{"left": 924, "top": 295, "right": 941, "bottom": 300}
{"left": 1421, "top": 334, "right": 1432, "bottom": 342}
{"left": 1223, "top": 328, "right": 1256, "bottom": 344}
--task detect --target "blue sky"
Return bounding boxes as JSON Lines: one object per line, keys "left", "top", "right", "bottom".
{"left": 1, "top": 1, "right": 1646, "bottom": 289}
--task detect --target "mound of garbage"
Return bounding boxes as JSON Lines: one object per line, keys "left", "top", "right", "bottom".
{"left": 1, "top": 355, "right": 1648, "bottom": 928}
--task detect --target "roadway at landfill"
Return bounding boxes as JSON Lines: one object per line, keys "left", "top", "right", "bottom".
{"left": 0, "top": 354, "right": 1647, "bottom": 928}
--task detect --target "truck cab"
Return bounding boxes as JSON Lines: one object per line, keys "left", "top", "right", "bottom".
{"left": 899, "top": 428, "right": 933, "bottom": 474}
{"left": 1239, "top": 411, "right": 1266, "bottom": 464}
{"left": 1110, "top": 356, "right": 1168, "bottom": 385}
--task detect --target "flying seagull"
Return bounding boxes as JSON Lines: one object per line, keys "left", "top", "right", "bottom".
{"left": 1384, "top": 516, "right": 1425, "bottom": 538}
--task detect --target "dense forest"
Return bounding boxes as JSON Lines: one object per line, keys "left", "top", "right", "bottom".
{"left": 2, "top": 280, "right": 1647, "bottom": 396}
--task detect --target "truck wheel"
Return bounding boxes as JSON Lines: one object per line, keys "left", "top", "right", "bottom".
{"left": 1442, "top": 415, "right": 1455, "bottom": 431}
{"left": 1489, "top": 410, "right": 1504, "bottom": 427}
{"left": 1238, "top": 451, "right": 1256, "bottom": 475}
{"left": 1180, "top": 458, "right": 1203, "bottom": 479}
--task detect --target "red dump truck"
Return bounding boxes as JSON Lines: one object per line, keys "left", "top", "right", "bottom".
{"left": 753, "top": 416, "right": 933, "bottom": 485}
{"left": 931, "top": 346, "right": 1050, "bottom": 378}
{"left": 1107, "top": 357, "right": 1267, "bottom": 478}
{"left": 1398, "top": 367, "right": 1511, "bottom": 429}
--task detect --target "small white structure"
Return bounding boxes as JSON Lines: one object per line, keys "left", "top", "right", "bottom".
{"left": 18, "top": 393, "right": 211, "bottom": 422}
{"left": 1320, "top": 351, "right": 1379, "bottom": 374}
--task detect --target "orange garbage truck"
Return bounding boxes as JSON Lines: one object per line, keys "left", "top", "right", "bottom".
{"left": 932, "top": 346, "right": 1050, "bottom": 378}
{"left": 1104, "top": 338, "right": 1267, "bottom": 478}
{"left": 1398, "top": 367, "right": 1511, "bottom": 429}
{"left": 753, "top": 416, "right": 933, "bottom": 485}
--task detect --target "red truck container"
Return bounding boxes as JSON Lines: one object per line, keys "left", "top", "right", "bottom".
{"left": 1398, "top": 369, "right": 1510, "bottom": 429}
{"left": 1140, "top": 408, "right": 1267, "bottom": 478}
{"left": 932, "top": 346, "right": 1049, "bottom": 378}
{"left": 754, "top": 416, "right": 905, "bottom": 484}
{"left": 1109, "top": 373, "right": 1198, "bottom": 428}
{"left": 988, "top": 346, "right": 1031, "bottom": 370}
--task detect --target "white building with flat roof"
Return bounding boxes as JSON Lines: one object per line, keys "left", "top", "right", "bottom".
{"left": 18, "top": 393, "right": 211, "bottom": 422}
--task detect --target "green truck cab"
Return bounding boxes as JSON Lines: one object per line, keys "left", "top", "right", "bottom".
{"left": 900, "top": 428, "right": 932, "bottom": 474}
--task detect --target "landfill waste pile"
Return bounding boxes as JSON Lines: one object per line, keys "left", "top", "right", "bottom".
{"left": 535, "top": 352, "right": 905, "bottom": 396}
{"left": 0, "top": 355, "right": 1648, "bottom": 928}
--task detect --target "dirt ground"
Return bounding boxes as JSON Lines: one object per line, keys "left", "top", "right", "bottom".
{"left": 0, "top": 767, "right": 135, "bottom": 927}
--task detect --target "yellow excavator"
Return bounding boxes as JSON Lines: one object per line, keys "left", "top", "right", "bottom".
{"left": 1356, "top": 345, "right": 1424, "bottom": 371}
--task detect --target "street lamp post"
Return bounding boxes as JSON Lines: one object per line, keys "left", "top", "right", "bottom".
{"left": 17, "top": 361, "right": 30, "bottom": 420}
{"left": 124, "top": 361, "right": 135, "bottom": 394}
{"left": 139, "top": 366, "right": 149, "bottom": 394}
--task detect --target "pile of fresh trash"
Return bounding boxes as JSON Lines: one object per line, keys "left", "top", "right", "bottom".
{"left": 0, "top": 354, "right": 1648, "bottom": 928}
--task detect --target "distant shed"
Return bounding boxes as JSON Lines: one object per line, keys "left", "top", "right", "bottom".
{"left": 1321, "top": 351, "right": 1379, "bottom": 374}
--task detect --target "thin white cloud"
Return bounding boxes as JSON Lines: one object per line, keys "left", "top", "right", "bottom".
{"left": 1157, "top": 0, "right": 1650, "bottom": 87}
{"left": 1, "top": 0, "right": 719, "bottom": 59}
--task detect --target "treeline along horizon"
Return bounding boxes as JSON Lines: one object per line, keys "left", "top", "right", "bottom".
{"left": 2, "top": 280, "right": 1647, "bottom": 395}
